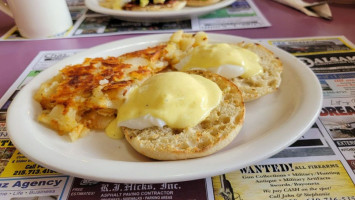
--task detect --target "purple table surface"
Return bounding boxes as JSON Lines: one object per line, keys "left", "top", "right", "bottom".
{"left": 0, "top": 0, "right": 354, "bottom": 97}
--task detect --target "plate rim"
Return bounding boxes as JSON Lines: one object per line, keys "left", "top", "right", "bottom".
{"left": 6, "top": 33, "right": 323, "bottom": 183}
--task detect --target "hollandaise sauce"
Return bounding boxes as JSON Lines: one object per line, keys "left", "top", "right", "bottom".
{"left": 181, "top": 43, "right": 262, "bottom": 78}
{"left": 105, "top": 72, "right": 222, "bottom": 139}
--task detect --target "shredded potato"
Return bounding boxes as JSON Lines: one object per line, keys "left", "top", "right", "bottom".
{"left": 35, "top": 45, "right": 168, "bottom": 141}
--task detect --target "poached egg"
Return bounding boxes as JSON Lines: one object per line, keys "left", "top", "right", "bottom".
{"left": 174, "top": 43, "right": 263, "bottom": 79}
{"left": 105, "top": 71, "right": 222, "bottom": 139}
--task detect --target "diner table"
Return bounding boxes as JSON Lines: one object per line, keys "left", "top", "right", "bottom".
{"left": 0, "top": 0, "right": 355, "bottom": 200}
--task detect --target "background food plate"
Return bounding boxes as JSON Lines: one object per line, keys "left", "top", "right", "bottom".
{"left": 7, "top": 33, "right": 322, "bottom": 183}
{"left": 85, "top": 0, "right": 236, "bottom": 22}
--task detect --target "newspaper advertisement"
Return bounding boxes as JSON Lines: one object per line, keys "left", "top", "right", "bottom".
{"left": 0, "top": 0, "right": 270, "bottom": 41}
{"left": 1, "top": 36, "right": 355, "bottom": 199}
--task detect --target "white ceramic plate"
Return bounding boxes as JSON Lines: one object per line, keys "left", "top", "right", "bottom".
{"left": 7, "top": 33, "right": 322, "bottom": 183}
{"left": 85, "top": 0, "right": 236, "bottom": 22}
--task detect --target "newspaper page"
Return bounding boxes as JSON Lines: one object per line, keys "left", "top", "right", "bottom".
{"left": 1, "top": 36, "right": 355, "bottom": 200}
{"left": 0, "top": 0, "right": 270, "bottom": 41}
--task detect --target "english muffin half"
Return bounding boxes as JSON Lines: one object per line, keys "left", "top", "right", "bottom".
{"left": 122, "top": 70, "right": 245, "bottom": 160}
{"left": 230, "top": 42, "right": 283, "bottom": 102}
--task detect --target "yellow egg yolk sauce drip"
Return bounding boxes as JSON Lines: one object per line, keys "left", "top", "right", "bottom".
{"left": 181, "top": 43, "right": 262, "bottom": 78}
{"left": 105, "top": 71, "right": 222, "bottom": 139}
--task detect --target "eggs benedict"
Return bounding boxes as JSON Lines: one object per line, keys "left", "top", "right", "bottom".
{"left": 121, "top": 70, "right": 245, "bottom": 160}
{"left": 165, "top": 30, "right": 283, "bottom": 102}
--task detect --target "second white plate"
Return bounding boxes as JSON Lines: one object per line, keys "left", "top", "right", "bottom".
{"left": 7, "top": 33, "right": 323, "bottom": 183}
{"left": 85, "top": 0, "right": 236, "bottom": 22}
